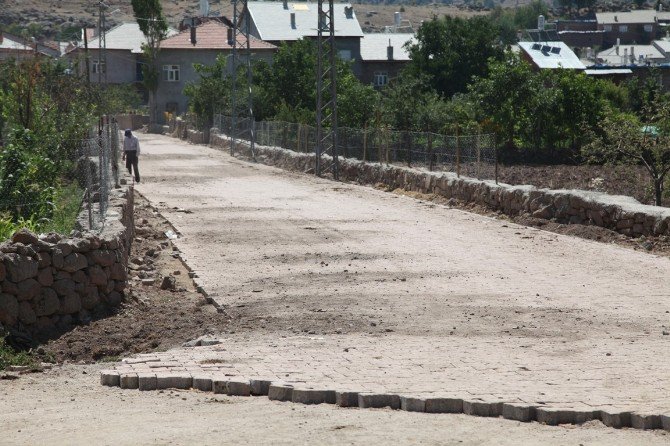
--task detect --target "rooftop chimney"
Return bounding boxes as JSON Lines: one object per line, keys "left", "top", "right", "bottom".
{"left": 283, "top": 0, "right": 288, "bottom": 9}
{"left": 660, "top": 2, "right": 663, "bottom": 11}
{"left": 291, "top": 12, "right": 296, "bottom": 29}
{"left": 394, "top": 11, "right": 401, "bottom": 26}
{"left": 345, "top": 6, "right": 354, "bottom": 19}
{"left": 227, "top": 27, "right": 233, "bottom": 45}
{"left": 387, "top": 39, "right": 393, "bottom": 60}
{"left": 538, "top": 14, "right": 545, "bottom": 31}
{"left": 190, "top": 25, "right": 197, "bottom": 46}
{"left": 616, "top": 38, "right": 620, "bottom": 55}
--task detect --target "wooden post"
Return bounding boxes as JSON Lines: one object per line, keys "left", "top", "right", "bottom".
{"left": 363, "top": 124, "right": 368, "bottom": 162}
{"left": 476, "top": 133, "right": 481, "bottom": 180}
{"left": 428, "top": 133, "right": 434, "bottom": 171}
{"left": 297, "top": 123, "right": 302, "bottom": 152}
{"left": 494, "top": 134, "right": 499, "bottom": 185}
{"left": 456, "top": 126, "right": 461, "bottom": 178}
{"left": 406, "top": 132, "right": 412, "bottom": 168}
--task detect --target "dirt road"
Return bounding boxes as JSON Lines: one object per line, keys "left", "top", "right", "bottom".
{"left": 2, "top": 133, "right": 669, "bottom": 444}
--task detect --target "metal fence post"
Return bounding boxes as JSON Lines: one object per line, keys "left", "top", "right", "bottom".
{"left": 456, "top": 126, "right": 461, "bottom": 178}
{"left": 476, "top": 133, "right": 481, "bottom": 180}
{"left": 362, "top": 124, "right": 367, "bottom": 162}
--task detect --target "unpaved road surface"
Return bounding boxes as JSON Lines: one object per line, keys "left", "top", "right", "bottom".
{"left": 2, "top": 133, "right": 670, "bottom": 444}
{"left": 128, "top": 134, "right": 670, "bottom": 414}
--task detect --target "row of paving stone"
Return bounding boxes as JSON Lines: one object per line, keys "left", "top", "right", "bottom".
{"left": 100, "top": 368, "right": 670, "bottom": 431}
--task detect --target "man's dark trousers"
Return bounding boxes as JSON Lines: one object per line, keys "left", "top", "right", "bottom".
{"left": 125, "top": 151, "right": 140, "bottom": 182}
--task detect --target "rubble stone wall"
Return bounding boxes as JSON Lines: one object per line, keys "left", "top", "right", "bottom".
{"left": 0, "top": 187, "right": 134, "bottom": 339}
{"left": 209, "top": 131, "right": 670, "bottom": 237}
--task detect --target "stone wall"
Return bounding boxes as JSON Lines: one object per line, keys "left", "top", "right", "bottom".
{"left": 209, "top": 131, "right": 670, "bottom": 237}
{"left": 0, "top": 186, "right": 134, "bottom": 340}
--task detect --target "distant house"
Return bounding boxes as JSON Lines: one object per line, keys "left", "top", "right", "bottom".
{"left": 359, "top": 33, "right": 414, "bottom": 88}
{"left": 156, "top": 21, "right": 276, "bottom": 122}
{"left": 517, "top": 41, "right": 586, "bottom": 70}
{"left": 240, "top": 1, "right": 364, "bottom": 75}
{"left": 556, "top": 19, "right": 604, "bottom": 49}
{"left": 67, "top": 22, "right": 178, "bottom": 85}
{"left": 595, "top": 10, "right": 670, "bottom": 46}
{"left": 0, "top": 32, "right": 53, "bottom": 61}
{"left": 596, "top": 42, "right": 667, "bottom": 65}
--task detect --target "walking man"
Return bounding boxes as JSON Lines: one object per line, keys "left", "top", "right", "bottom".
{"left": 122, "top": 129, "right": 140, "bottom": 183}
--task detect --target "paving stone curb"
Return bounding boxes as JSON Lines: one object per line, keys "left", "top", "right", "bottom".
{"left": 99, "top": 370, "right": 670, "bottom": 432}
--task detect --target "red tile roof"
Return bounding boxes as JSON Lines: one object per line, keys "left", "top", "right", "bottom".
{"left": 161, "top": 21, "right": 276, "bottom": 50}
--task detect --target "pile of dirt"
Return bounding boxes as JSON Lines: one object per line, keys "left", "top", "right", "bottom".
{"left": 44, "top": 192, "right": 230, "bottom": 363}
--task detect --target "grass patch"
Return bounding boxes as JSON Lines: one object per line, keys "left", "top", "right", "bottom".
{"left": 0, "top": 336, "right": 40, "bottom": 371}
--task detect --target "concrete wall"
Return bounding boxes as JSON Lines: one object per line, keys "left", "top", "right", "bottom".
{"left": 207, "top": 130, "right": 670, "bottom": 238}
{"left": 155, "top": 48, "right": 275, "bottom": 123}
{"left": 0, "top": 186, "right": 134, "bottom": 340}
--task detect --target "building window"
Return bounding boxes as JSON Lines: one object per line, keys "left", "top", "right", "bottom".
{"left": 645, "top": 24, "right": 653, "bottom": 32}
{"left": 619, "top": 25, "right": 628, "bottom": 32}
{"left": 163, "top": 64, "right": 180, "bottom": 82}
{"left": 92, "top": 59, "right": 106, "bottom": 74}
{"left": 338, "top": 50, "right": 352, "bottom": 61}
{"left": 374, "top": 71, "right": 389, "bottom": 87}
{"left": 604, "top": 25, "right": 612, "bottom": 32}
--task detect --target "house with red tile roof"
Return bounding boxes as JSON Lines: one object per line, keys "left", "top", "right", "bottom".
{"left": 156, "top": 20, "right": 276, "bottom": 121}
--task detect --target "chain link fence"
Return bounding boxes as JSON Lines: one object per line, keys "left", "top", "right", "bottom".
{"left": 0, "top": 119, "right": 120, "bottom": 239}
{"left": 76, "top": 121, "right": 120, "bottom": 232}
{"left": 214, "top": 114, "right": 498, "bottom": 181}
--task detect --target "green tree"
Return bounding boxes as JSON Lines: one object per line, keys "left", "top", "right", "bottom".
{"left": 131, "top": 0, "right": 168, "bottom": 128}
{"left": 405, "top": 16, "right": 504, "bottom": 98}
{"left": 183, "top": 55, "right": 231, "bottom": 130}
{"left": 584, "top": 107, "right": 670, "bottom": 206}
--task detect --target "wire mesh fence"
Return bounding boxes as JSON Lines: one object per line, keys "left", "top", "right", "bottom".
{"left": 213, "top": 114, "right": 498, "bottom": 181}
{"left": 0, "top": 119, "right": 120, "bottom": 239}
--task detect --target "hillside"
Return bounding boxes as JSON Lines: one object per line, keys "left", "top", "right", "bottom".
{"left": 0, "top": 0, "right": 485, "bottom": 41}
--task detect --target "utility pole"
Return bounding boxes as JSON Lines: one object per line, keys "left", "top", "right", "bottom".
{"left": 230, "top": 0, "right": 255, "bottom": 159}
{"left": 315, "top": 0, "right": 339, "bottom": 179}
{"left": 83, "top": 27, "right": 91, "bottom": 86}
{"left": 97, "top": 1, "right": 107, "bottom": 85}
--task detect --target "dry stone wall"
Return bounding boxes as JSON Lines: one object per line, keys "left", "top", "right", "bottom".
{"left": 0, "top": 186, "right": 134, "bottom": 339}
{"left": 209, "top": 131, "right": 670, "bottom": 237}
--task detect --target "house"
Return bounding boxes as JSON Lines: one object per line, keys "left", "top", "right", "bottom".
{"left": 556, "top": 19, "right": 604, "bottom": 49}
{"left": 155, "top": 21, "right": 276, "bottom": 121}
{"left": 67, "top": 22, "right": 178, "bottom": 85}
{"left": 240, "top": 1, "right": 364, "bottom": 75}
{"left": 0, "top": 32, "right": 54, "bottom": 61}
{"left": 595, "top": 10, "right": 670, "bottom": 46}
{"left": 596, "top": 42, "right": 666, "bottom": 65}
{"left": 517, "top": 41, "right": 586, "bottom": 70}
{"left": 359, "top": 33, "right": 414, "bottom": 88}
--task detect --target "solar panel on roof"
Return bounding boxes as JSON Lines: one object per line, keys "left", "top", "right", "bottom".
{"left": 532, "top": 43, "right": 541, "bottom": 50}
{"left": 541, "top": 45, "right": 551, "bottom": 52}
{"left": 551, "top": 47, "right": 561, "bottom": 54}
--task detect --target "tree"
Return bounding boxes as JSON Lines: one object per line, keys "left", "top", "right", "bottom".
{"left": 405, "top": 16, "right": 504, "bottom": 98}
{"left": 252, "top": 39, "right": 379, "bottom": 128}
{"left": 183, "top": 55, "right": 231, "bottom": 130}
{"left": 584, "top": 107, "right": 670, "bottom": 206}
{"left": 131, "top": 0, "right": 168, "bottom": 129}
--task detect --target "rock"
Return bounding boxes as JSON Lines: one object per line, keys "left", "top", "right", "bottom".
{"left": 81, "top": 286, "right": 100, "bottom": 310}
{"left": 72, "top": 270, "right": 88, "bottom": 283}
{"left": 109, "top": 263, "right": 126, "bottom": 281}
{"left": 11, "top": 228, "right": 39, "bottom": 245}
{"left": 51, "top": 249, "right": 64, "bottom": 269}
{"left": 16, "top": 278, "right": 41, "bottom": 301}
{"left": 182, "top": 336, "right": 221, "bottom": 347}
{"left": 3, "top": 253, "right": 38, "bottom": 282}
{"left": 35, "top": 289, "right": 60, "bottom": 317}
{"left": 141, "top": 278, "right": 155, "bottom": 286}
{"left": 53, "top": 279, "right": 76, "bottom": 297}
{"left": 0, "top": 294, "right": 19, "bottom": 326}
{"left": 0, "top": 262, "right": 5, "bottom": 281}
{"left": 88, "top": 250, "right": 116, "bottom": 267}
{"left": 160, "top": 275, "right": 176, "bottom": 291}
{"left": 18, "top": 301, "right": 37, "bottom": 325}
{"left": 59, "top": 294, "right": 81, "bottom": 314}
{"left": 106, "top": 291, "right": 122, "bottom": 306}
{"left": 88, "top": 265, "right": 108, "bottom": 286}
{"left": 62, "top": 253, "right": 88, "bottom": 272}
{"left": 56, "top": 242, "right": 73, "bottom": 257}
{"left": 37, "top": 267, "right": 53, "bottom": 286}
